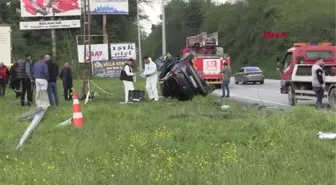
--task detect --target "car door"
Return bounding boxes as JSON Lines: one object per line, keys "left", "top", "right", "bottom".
{"left": 235, "top": 68, "right": 244, "bottom": 81}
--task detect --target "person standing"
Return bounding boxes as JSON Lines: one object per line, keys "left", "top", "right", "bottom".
{"left": 141, "top": 56, "right": 159, "bottom": 101}
{"left": 0, "top": 62, "right": 9, "bottom": 96}
{"left": 59, "top": 62, "right": 73, "bottom": 101}
{"left": 33, "top": 56, "right": 50, "bottom": 108}
{"left": 17, "top": 54, "right": 34, "bottom": 106}
{"left": 9, "top": 60, "right": 21, "bottom": 98}
{"left": 119, "top": 58, "right": 135, "bottom": 104}
{"left": 45, "top": 55, "right": 59, "bottom": 106}
{"left": 220, "top": 62, "right": 232, "bottom": 98}
{"left": 311, "top": 57, "right": 326, "bottom": 109}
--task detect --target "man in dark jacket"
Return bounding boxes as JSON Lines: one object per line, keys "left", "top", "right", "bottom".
{"left": 17, "top": 54, "right": 34, "bottom": 106}
{"left": 59, "top": 62, "right": 73, "bottom": 101}
{"left": 45, "top": 55, "right": 59, "bottom": 106}
{"left": 9, "top": 61, "right": 21, "bottom": 98}
{"left": 119, "top": 58, "right": 135, "bottom": 103}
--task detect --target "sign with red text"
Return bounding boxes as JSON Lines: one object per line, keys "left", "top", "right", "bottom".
{"left": 77, "top": 44, "right": 109, "bottom": 63}
{"left": 203, "top": 59, "right": 221, "bottom": 74}
{"left": 263, "top": 31, "right": 288, "bottom": 39}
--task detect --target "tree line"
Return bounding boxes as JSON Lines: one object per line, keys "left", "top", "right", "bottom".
{"left": 142, "top": 0, "right": 336, "bottom": 78}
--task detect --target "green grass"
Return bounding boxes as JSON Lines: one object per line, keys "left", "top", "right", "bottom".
{"left": 0, "top": 78, "right": 335, "bottom": 185}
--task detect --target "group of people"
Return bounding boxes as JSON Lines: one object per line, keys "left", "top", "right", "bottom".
{"left": 119, "top": 56, "right": 159, "bottom": 104}
{"left": 0, "top": 54, "right": 73, "bottom": 108}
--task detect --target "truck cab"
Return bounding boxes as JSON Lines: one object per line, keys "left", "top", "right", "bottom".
{"left": 277, "top": 42, "right": 336, "bottom": 107}
{"left": 182, "top": 32, "right": 231, "bottom": 87}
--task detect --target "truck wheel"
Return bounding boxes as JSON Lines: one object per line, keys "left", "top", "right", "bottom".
{"left": 328, "top": 87, "right": 336, "bottom": 109}
{"left": 288, "top": 85, "right": 296, "bottom": 106}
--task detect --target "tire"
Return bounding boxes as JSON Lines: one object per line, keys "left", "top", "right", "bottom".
{"left": 288, "top": 85, "right": 296, "bottom": 106}
{"left": 242, "top": 80, "right": 247, "bottom": 85}
{"left": 328, "top": 87, "right": 336, "bottom": 109}
{"left": 253, "top": 82, "right": 256, "bottom": 84}
{"left": 235, "top": 81, "right": 238, "bottom": 84}
{"left": 260, "top": 81, "right": 264, "bottom": 84}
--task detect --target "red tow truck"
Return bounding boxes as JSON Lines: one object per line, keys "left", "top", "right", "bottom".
{"left": 277, "top": 42, "right": 336, "bottom": 108}
{"left": 182, "top": 32, "right": 231, "bottom": 87}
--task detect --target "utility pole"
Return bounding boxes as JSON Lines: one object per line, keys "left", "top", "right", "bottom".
{"left": 51, "top": 16, "right": 56, "bottom": 59}
{"left": 136, "top": 0, "right": 142, "bottom": 71}
{"left": 161, "top": 0, "right": 166, "bottom": 55}
{"left": 103, "top": 15, "right": 108, "bottom": 44}
{"left": 81, "top": 0, "right": 92, "bottom": 98}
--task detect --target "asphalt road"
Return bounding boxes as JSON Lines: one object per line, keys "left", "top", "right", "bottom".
{"left": 212, "top": 78, "right": 328, "bottom": 109}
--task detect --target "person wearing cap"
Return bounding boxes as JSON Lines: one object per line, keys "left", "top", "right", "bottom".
{"left": 311, "top": 57, "right": 326, "bottom": 109}
{"left": 141, "top": 56, "right": 159, "bottom": 101}
{"left": 220, "top": 62, "right": 232, "bottom": 98}
{"left": 119, "top": 58, "right": 135, "bottom": 104}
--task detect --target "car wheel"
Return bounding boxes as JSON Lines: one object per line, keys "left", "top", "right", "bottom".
{"left": 253, "top": 82, "right": 256, "bottom": 84}
{"left": 242, "top": 79, "right": 247, "bottom": 85}
{"left": 235, "top": 79, "right": 238, "bottom": 84}
{"left": 260, "top": 81, "right": 264, "bottom": 84}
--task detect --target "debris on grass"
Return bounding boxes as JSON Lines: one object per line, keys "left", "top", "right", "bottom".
{"left": 317, "top": 132, "right": 336, "bottom": 139}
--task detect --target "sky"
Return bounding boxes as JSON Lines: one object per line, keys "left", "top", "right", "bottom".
{"left": 139, "top": 0, "right": 233, "bottom": 34}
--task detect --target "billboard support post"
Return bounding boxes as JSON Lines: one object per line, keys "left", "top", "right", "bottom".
{"left": 51, "top": 17, "right": 56, "bottom": 59}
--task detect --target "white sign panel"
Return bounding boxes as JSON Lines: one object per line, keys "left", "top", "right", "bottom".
{"left": 77, "top": 44, "right": 109, "bottom": 63}
{"left": 110, "top": 43, "right": 136, "bottom": 60}
{"left": 20, "top": 20, "right": 81, "bottom": 30}
{"left": 203, "top": 59, "right": 221, "bottom": 74}
{"left": 90, "top": 0, "right": 129, "bottom": 15}
{"left": 20, "top": 0, "right": 81, "bottom": 17}
{"left": 0, "top": 27, "right": 11, "bottom": 66}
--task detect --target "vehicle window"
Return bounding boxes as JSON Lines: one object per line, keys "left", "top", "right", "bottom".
{"left": 245, "top": 67, "right": 261, "bottom": 72}
{"left": 306, "top": 51, "right": 333, "bottom": 59}
{"left": 282, "top": 52, "right": 293, "bottom": 69}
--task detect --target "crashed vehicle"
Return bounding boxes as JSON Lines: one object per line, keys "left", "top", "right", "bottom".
{"left": 154, "top": 53, "right": 216, "bottom": 101}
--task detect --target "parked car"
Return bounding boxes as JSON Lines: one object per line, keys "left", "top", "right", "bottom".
{"left": 234, "top": 66, "right": 264, "bottom": 84}
{"left": 154, "top": 53, "right": 215, "bottom": 101}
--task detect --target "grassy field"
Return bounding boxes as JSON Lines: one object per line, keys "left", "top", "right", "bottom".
{"left": 0, "top": 78, "right": 335, "bottom": 185}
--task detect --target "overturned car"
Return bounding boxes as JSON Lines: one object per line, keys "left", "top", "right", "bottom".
{"left": 154, "top": 53, "right": 216, "bottom": 101}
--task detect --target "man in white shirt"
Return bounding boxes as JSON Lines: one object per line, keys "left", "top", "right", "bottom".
{"left": 141, "top": 56, "right": 159, "bottom": 101}
{"left": 119, "top": 59, "right": 135, "bottom": 104}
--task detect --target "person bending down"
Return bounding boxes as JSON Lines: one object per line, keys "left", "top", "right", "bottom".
{"left": 141, "top": 56, "right": 159, "bottom": 101}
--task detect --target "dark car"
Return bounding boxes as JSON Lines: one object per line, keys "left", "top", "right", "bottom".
{"left": 234, "top": 66, "right": 264, "bottom": 84}
{"left": 154, "top": 53, "right": 215, "bottom": 101}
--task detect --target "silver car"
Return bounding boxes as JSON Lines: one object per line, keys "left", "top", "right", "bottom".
{"left": 234, "top": 67, "right": 264, "bottom": 84}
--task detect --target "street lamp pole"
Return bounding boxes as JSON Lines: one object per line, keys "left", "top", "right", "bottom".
{"left": 161, "top": 0, "right": 166, "bottom": 55}
{"left": 136, "top": 0, "right": 143, "bottom": 71}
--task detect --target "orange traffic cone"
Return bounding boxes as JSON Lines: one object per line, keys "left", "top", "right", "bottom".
{"left": 71, "top": 91, "right": 84, "bottom": 128}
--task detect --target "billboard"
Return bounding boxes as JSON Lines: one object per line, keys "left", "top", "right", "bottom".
{"left": 0, "top": 26, "right": 12, "bottom": 66}
{"left": 77, "top": 44, "right": 109, "bottom": 63}
{"left": 20, "top": 20, "right": 80, "bottom": 30}
{"left": 93, "top": 60, "right": 127, "bottom": 78}
{"left": 90, "top": 0, "right": 129, "bottom": 15}
{"left": 20, "top": 0, "right": 81, "bottom": 17}
{"left": 110, "top": 43, "right": 136, "bottom": 59}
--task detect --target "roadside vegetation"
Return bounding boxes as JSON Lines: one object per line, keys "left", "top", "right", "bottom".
{"left": 0, "top": 79, "right": 335, "bottom": 185}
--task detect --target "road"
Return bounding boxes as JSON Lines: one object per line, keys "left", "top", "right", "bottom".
{"left": 212, "top": 78, "right": 328, "bottom": 108}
